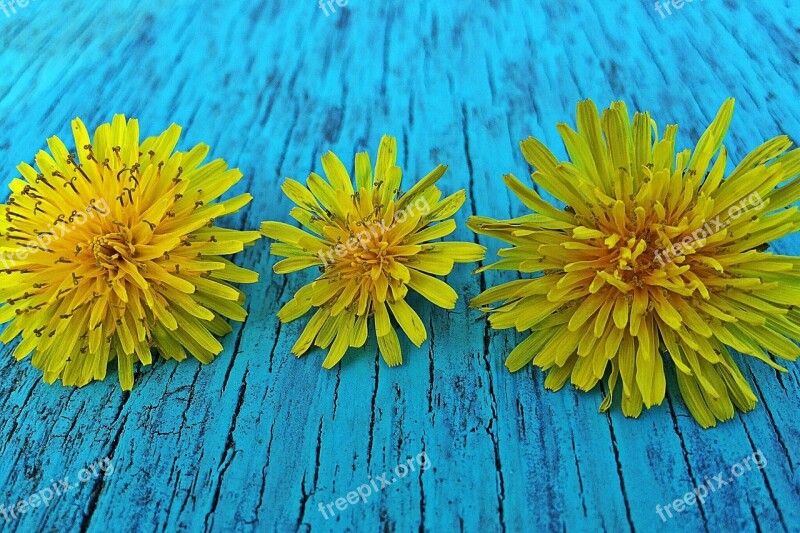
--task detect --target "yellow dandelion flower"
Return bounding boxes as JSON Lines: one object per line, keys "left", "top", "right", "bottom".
{"left": 469, "top": 99, "right": 800, "bottom": 427}
{"left": 262, "top": 135, "right": 485, "bottom": 368}
{"left": 0, "top": 115, "right": 260, "bottom": 390}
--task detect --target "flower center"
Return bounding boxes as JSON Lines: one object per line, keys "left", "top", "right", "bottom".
{"left": 607, "top": 233, "right": 654, "bottom": 272}
{"left": 90, "top": 230, "right": 133, "bottom": 269}
{"left": 353, "top": 238, "right": 389, "bottom": 264}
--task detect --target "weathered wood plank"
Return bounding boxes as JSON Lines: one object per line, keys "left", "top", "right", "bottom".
{"left": 0, "top": 1, "right": 799, "bottom": 532}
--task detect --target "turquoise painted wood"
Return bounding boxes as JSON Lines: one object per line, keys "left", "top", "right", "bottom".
{"left": 0, "top": 1, "right": 799, "bottom": 531}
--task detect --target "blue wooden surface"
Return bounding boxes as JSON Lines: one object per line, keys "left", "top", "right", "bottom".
{"left": 1, "top": 1, "right": 799, "bottom": 532}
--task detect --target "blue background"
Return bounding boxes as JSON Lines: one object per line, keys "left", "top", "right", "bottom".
{"left": 0, "top": 1, "right": 799, "bottom": 531}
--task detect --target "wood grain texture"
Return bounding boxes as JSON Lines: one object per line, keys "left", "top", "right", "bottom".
{"left": 1, "top": 1, "right": 799, "bottom": 531}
